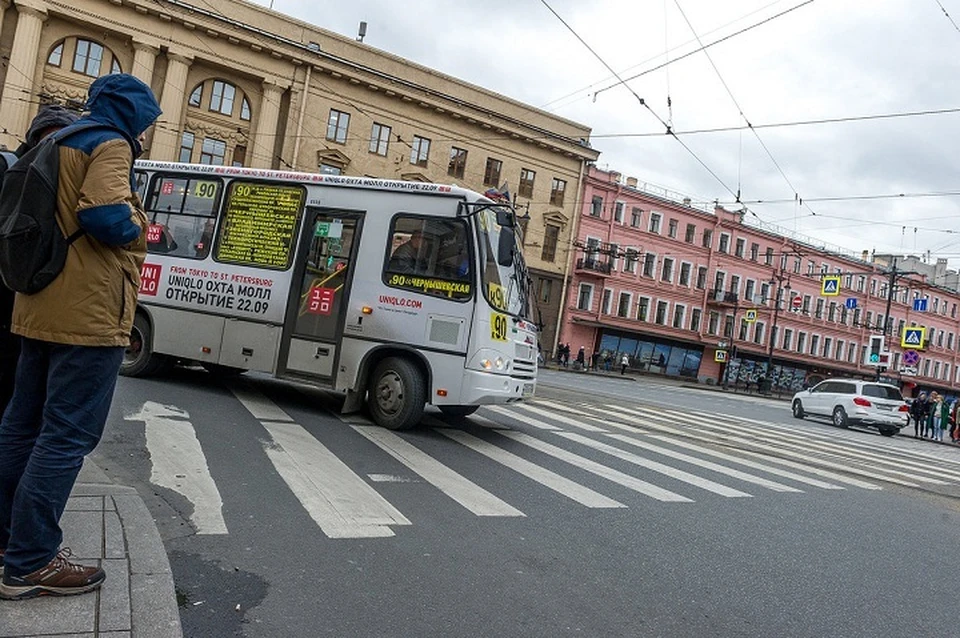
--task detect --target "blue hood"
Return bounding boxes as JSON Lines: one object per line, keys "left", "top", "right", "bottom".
{"left": 84, "top": 74, "right": 162, "bottom": 151}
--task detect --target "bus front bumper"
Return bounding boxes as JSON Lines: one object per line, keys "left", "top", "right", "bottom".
{"left": 456, "top": 370, "right": 535, "bottom": 405}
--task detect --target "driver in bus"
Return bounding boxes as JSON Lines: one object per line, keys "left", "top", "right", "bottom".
{"left": 388, "top": 229, "right": 430, "bottom": 274}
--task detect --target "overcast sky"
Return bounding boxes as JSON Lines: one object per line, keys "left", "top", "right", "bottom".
{"left": 249, "top": 0, "right": 960, "bottom": 268}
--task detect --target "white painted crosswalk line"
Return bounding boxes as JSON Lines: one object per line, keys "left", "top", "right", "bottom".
{"left": 514, "top": 403, "right": 607, "bottom": 432}
{"left": 555, "top": 432, "right": 752, "bottom": 498}
{"left": 352, "top": 426, "right": 524, "bottom": 517}
{"left": 438, "top": 429, "right": 626, "bottom": 508}
{"left": 128, "top": 402, "right": 228, "bottom": 535}
{"left": 231, "top": 385, "right": 411, "bottom": 539}
{"left": 591, "top": 406, "right": 881, "bottom": 490}
{"left": 497, "top": 431, "right": 692, "bottom": 502}
{"left": 601, "top": 434, "right": 805, "bottom": 493}
{"left": 484, "top": 405, "right": 560, "bottom": 430}
{"left": 616, "top": 405, "right": 913, "bottom": 487}
{"left": 641, "top": 408, "right": 948, "bottom": 486}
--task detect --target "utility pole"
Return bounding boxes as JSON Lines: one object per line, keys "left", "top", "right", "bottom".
{"left": 764, "top": 265, "right": 789, "bottom": 393}
{"left": 877, "top": 258, "right": 898, "bottom": 382}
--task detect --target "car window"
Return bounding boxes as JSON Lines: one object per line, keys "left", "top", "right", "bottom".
{"left": 816, "top": 382, "right": 838, "bottom": 393}
{"left": 835, "top": 382, "right": 857, "bottom": 394}
{"left": 862, "top": 384, "right": 903, "bottom": 401}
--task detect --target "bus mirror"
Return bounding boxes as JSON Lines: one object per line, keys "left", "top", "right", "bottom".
{"left": 496, "top": 208, "right": 515, "bottom": 228}
{"left": 497, "top": 227, "right": 515, "bottom": 267}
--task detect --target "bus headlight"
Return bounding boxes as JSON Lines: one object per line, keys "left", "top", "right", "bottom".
{"left": 473, "top": 349, "right": 511, "bottom": 374}
{"left": 480, "top": 359, "right": 493, "bottom": 370}
{"left": 494, "top": 357, "right": 506, "bottom": 370}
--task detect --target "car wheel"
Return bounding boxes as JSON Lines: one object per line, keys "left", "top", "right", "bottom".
{"left": 879, "top": 427, "right": 897, "bottom": 437}
{"left": 792, "top": 400, "right": 805, "bottom": 419}
{"left": 832, "top": 406, "right": 849, "bottom": 429}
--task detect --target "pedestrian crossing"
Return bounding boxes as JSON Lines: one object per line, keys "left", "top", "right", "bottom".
{"left": 129, "top": 386, "right": 960, "bottom": 540}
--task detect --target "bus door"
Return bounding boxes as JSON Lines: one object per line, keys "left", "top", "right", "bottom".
{"left": 279, "top": 210, "right": 363, "bottom": 380}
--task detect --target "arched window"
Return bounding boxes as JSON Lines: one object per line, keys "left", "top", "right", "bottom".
{"left": 240, "top": 97, "right": 251, "bottom": 121}
{"left": 73, "top": 39, "right": 104, "bottom": 77}
{"left": 45, "top": 38, "right": 121, "bottom": 78}
{"left": 186, "top": 79, "right": 253, "bottom": 123}
{"left": 47, "top": 43, "right": 63, "bottom": 67}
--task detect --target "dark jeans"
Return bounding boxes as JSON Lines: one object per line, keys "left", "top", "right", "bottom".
{"left": 0, "top": 338, "right": 123, "bottom": 576}
{"left": 0, "top": 331, "right": 19, "bottom": 419}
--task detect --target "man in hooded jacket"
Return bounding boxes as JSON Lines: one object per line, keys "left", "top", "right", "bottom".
{"left": 0, "top": 74, "right": 161, "bottom": 600}
{"left": 0, "top": 105, "right": 80, "bottom": 418}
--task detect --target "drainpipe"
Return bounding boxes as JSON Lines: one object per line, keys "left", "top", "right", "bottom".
{"left": 552, "top": 158, "right": 588, "bottom": 358}
{"left": 291, "top": 64, "right": 312, "bottom": 170}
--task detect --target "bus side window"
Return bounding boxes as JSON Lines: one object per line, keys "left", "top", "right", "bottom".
{"left": 383, "top": 216, "right": 471, "bottom": 300}
{"left": 144, "top": 176, "right": 221, "bottom": 259}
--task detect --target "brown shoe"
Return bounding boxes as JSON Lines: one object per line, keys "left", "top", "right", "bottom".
{"left": 0, "top": 548, "right": 105, "bottom": 600}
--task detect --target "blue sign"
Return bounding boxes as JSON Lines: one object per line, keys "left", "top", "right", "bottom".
{"left": 844, "top": 298, "right": 857, "bottom": 310}
{"left": 913, "top": 298, "right": 928, "bottom": 312}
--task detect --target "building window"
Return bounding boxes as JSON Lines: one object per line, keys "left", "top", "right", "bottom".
{"left": 735, "top": 238, "right": 745, "bottom": 258}
{"left": 782, "top": 328, "right": 793, "bottom": 350}
{"left": 319, "top": 163, "right": 342, "bottom": 175}
{"left": 848, "top": 342, "right": 857, "bottom": 363}
{"left": 794, "top": 257, "right": 801, "bottom": 274}
{"left": 73, "top": 39, "right": 104, "bottom": 77}
{"left": 484, "top": 158, "right": 502, "bottom": 186}
{"left": 550, "top": 178, "right": 567, "bottom": 206}
{"left": 541, "top": 224, "right": 559, "bottom": 262}
{"left": 209, "top": 80, "right": 236, "bottom": 116}
{"left": 796, "top": 332, "right": 807, "bottom": 353}
{"left": 750, "top": 243, "right": 759, "bottom": 261}
{"left": 199, "top": 138, "right": 226, "bottom": 165}
{"left": 642, "top": 253, "right": 656, "bottom": 278}
{"left": 577, "top": 283, "right": 593, "bottom": 310}
{"left": 690, "top": 308, "right": 702, "bottom": 332}
{"left": 708, "top": 311, "right": 720, "bottom": 335}
{"left": 835, "top": 340, "right": 844, "bottom": 360}
{"left": 802, "top": 295, "right": 811, "bottom": 313}
{"left": 765, "top": 247, "right": 774, "bottom": 265}
{"left": 822, "top": 337, "right": 832, "bottom": 358}
{"left": 673, "top": 305, "right": 685, "bottom": 329}
{"left": 685, "top": 223, "right": 696, "bottom": 243}
{"left": 631, "top": 207, "right": 642, "bottom": 227}
{"left": 189, "top": 85, "right": 203, "bottom": 107}
{"left": 370, "top": 123, "right": 391, "bottom": 156}
{"left": 624, "top": 248, "right": 639, "bottom": 274}
{"left": 447, "top": 147, "right": 468, "bottom": 178}
{"left": 648, "top": 213, "right": 661, "bottom": 234}
{"left": 668, "top": 219, "right": 678, "bottom": 239}
{"left": 745, "top": 280, "right": 755, "bottom": 303}
{"left": 178, "top": 131, "right": 195, "bottom": 163}
{"left": 754, "top": 322, "right": 765, "bottom": 345}
{"left": 718, "top": 233, "right": 730, "bottom": 253}
{"left": 637, "top": 297, "right": 650, "bottom": 321}
{"left": 696, "top": 267, "right": 707, "bottom": 290}
{"left": 655, "top": 301, "right": 668, "bottom": 325}
{"left": 702, "top": 229, "right": 713, "bottom": 249}
{"left": 661, "top": 258, "right": 674, "bottom": 283}
{"left": 410, "top": 135, "right": 430, "bottom": 167}
{"left": 538, "top": 279, "right": 553, "bottom": 304}
{"left": 240, "top": 98, "right": 251, "bottom": 121}
{"left": 518, "top": 168, "right": 536, "bottom": 197}
{"left": 601, "top": 289, "right": 613, "bottom": 315}
{"left": 231, "top": 145, "right": 246, "bottom": 167}
{"left": 47, "top": 43, "right": 64, "bottom": 67}
{"left": 590, "top": 196, "right": 603, "bottom": 217}
{"left": 810, "top": 335, "right": 820, "bottom": 356}
{"left": 739, "top": 319, "right": 749, "bottom": 341}
{"left": 815, "top": 298, "right": 824, "bottom": 319}
{"left": 614, "top": 201, "right": 625, "bottom": 223}
{"left": 679, "top": 262, "right": 691, "bottom": 286}
{"left": 618, "top": 293, "right": 632, "bottom": 318}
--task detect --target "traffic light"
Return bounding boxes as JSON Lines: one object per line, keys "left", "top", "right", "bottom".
{"left": 868, "top": 335, "right": 885, "bottom": 365}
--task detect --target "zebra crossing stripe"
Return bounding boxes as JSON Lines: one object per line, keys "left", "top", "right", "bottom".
{"left": 484, "top": 405, "right": 561, "bottom": 430}
{"left": 554, "top": 432, "right": 752, "bottom": 498}
{"left": 497, "top": 430, "right": 692, "bottom": 502}
{"left": 513, "top": 404, "right": 608, "bottom": 432}
{"left": 352, "top": 426, "right": 525, "bottom": 517}
{"left": 438, "top": 429, "right": 625, "bottom": 508}
{"left": 591, "top": 406, "right": 880, "bottom": 489}
{"left": 600, "top": 433, "right": 805, "bottom": 493}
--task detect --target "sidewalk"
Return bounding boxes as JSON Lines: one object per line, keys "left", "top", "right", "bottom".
{"left": 0, "top": 461, "right": 182, "bottom": 638}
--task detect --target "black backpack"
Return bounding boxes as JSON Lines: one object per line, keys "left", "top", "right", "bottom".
{"left": 0, "top": 121, "right": 110, "bottom": 294}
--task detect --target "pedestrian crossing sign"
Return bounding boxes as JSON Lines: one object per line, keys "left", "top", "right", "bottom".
{"left": 821, "top": 276, "right": 841, "bottom": 296}
{"left": 901, "top": 327, "right": 925, "bottom": 349}
{"left": 715, "top": 349, "right": 728, "bottom": 363}
{"left": 744, "top": 309, "right": 758, "bottom": 323}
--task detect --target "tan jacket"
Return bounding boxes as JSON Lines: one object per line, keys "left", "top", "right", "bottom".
{"left": 12, "top": 139, "right": 146, "bottom": 347}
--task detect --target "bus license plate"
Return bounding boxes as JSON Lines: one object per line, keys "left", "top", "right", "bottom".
{"left": 522, "top": 383, "right": 535, "bottom": 398}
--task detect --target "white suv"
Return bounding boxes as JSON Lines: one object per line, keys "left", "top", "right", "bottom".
{"left": 791, "top": 379, "right": 908, "bottom": 437}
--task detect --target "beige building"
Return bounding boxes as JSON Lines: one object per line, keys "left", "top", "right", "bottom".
{"left": 0, "top": 0, "right": 600, "bottom": 344}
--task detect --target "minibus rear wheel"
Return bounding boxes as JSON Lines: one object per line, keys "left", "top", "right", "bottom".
{"left": 367, "top": 357, "right": 425, "bottom": 430}
{"left": 121, "top": 313, "right": 170, "bottom": 377}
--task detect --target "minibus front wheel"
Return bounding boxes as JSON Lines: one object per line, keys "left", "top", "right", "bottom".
{"left": 367, "top": 356, "right": 426, "bottom": 430}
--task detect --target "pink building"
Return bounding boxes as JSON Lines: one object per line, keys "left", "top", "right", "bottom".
{"left": 556, "top": 167, "right": 960, "bottom": 396}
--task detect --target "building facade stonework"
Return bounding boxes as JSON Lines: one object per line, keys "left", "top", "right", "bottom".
{"left": 0, "top": 0, "right": 599, "bottom": 346}
{"left": 559, "top": 167, "right": 960, "bottom": 396}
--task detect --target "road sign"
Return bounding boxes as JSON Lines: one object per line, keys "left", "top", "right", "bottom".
{"left": 913, "top": 298, "right": 928, "bottom": 312}
{"left": 899, "top": 365, "right": 918, "bottom": 377}
{"left": 791, "top": 295, "right": 802, "bottom": 310}
{"left": 821, "top": 276, "right": 841, "bottom": 296}
{"left": 744, "top": 309, "right": 758, "bottom": 323}
{"left": 715, "top": 350, "right": 728, "bottom": 363}
{"left": 902, "top": 349, "right": 920, "bottom": 366}
{"left": 844, "top": 298, "right": 857, "bottom": 310}
{"left": 902, "top": 327, "right": 925, "bottom": 349}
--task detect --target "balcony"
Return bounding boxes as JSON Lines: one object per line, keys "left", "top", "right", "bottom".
{"left": 707, "top": 289, "right": 740, "bottom": 306}
{"left": 576, "top": 258, "right": 613, "bottom": 276}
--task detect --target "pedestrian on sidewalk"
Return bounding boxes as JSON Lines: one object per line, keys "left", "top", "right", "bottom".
{"left": 935, "top": 395, "right": 949, "bottom": 443}
{"left": 0, "top": 106, "right": 79, "bottom": 418}
{"left": 620, "top": 353, "right": 629, "bottom": 375}
{"left": 562, "top": 343, "right": 570, "bottom": 368}
{"left": 0, "top": 74, "right": 161, "bottom": 601}
{"left": 927, "top": 392, "right": 941, "bottom": 440}
{"left": 951, "top": 399, "right": 960, "bottom": 443}
{"left": 911, "top": 392, "right": 928, "bottom": 439}
{"left": 575, "top": 346, "right": 585, "bottom": 370}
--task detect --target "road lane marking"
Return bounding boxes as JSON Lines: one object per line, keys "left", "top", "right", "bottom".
{"left": 600, "top": 434, "right": 804, "bottom": 493}
{"left": 497, "top": 431, "right": 692, "bottom": 502}
{"left": 438, "top": 429, "right": 625, "bottom": 508}
{"left": 127, "top": 402, "right": 228, "bottom": 535}
{"left": 230, "top": 385, "right": 410, "bottom": 539}
{"left": 514, "top": 403, "right": 607, "bottom": 432}
{"left": 483, "top": 406, "right": 561, "bottom": 430}
{"left": 555, "top": 432, "right": 752, "bottom": 498}
{"left": 352, "top": 426, "right": 524, "bottom": 517}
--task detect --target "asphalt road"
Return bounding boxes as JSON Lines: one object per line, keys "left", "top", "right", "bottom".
{"left": 91, "top": 367, "right": 960, "bottom": 638}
